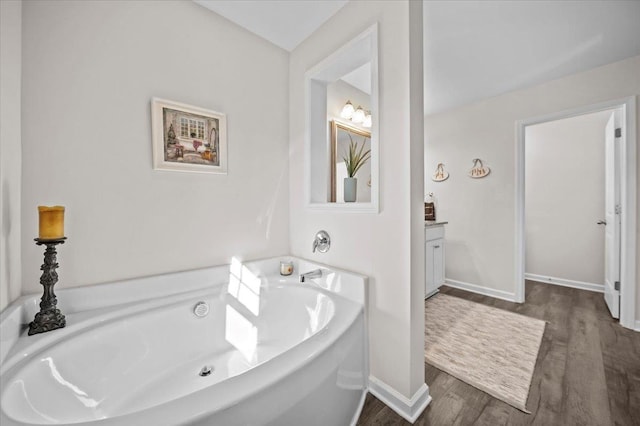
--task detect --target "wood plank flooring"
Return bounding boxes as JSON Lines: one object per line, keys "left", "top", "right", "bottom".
{"left": 357, "top": 281, "right": 640, "bottom": 425}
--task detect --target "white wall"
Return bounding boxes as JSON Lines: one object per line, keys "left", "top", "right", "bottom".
{"left": 424, "top": 56, "right": 639, "bottom": 321}
{"left": 20, "top": 0, "right": 290, "bottom": 294}
{"left": 290, "top": 0, "right": 426, "bottom": 402}
{"left": 0, "top": 0, "right": 22, "bottom": 311}
{"left": 525, "top": 110, "right": 611, "bottom": 285}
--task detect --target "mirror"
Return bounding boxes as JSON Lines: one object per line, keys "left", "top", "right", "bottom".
{"left": 330, "top": 120, "right": 371, "bottom": 203}
{"left": 305, "top": 24, "right": 378, "bottom": 212}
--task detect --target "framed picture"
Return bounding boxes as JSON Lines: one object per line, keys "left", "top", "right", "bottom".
{"left": 151, "top": 98, "right": 227, "bottom": 174}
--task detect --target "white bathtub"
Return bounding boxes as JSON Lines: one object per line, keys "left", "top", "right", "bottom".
{"left": 0, "top": 257, "right": 368, "bottom": 425}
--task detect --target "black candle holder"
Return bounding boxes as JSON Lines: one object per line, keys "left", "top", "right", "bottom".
{"left": 29, "top": 237, "right": 67, "bottom": 336}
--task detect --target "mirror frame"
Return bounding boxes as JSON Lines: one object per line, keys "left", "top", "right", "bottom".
{"left": 304, "top": 23, "right": 379, "bottom": 213}
{"left": 330, "top": 120, "right": 372, "bottom": 202}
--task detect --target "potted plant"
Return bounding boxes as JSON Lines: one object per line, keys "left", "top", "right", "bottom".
{"left": 342, "top": 134, "right": 371, "bottom": 202}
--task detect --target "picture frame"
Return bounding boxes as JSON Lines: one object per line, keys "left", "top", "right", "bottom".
{"left": 151, "top": 98, "right": 227, "bottom": 174}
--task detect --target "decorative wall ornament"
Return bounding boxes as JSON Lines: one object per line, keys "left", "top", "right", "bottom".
{"left": 151, "top": 98, "right": 227, "bottom": 174}
{"left": 432, "top": 163, "right": 449, "bottom": 182}
{"left": 469, "top": 158, "right": 491, "bottom": 178}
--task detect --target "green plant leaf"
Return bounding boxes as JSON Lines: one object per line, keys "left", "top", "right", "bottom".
{"left": 342, "top": 134, "right": 371, "bottom": 178}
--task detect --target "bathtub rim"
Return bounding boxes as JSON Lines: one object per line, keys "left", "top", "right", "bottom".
{"left": 0, "top": 254, "right": 367, "bottom": 323}
{"left": 1, "top": 255, "right": 367, "bottom": 366}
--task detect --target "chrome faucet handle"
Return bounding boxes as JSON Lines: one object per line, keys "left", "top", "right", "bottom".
{"left": 312, "top": 230, "right": 331, "bottom": 253}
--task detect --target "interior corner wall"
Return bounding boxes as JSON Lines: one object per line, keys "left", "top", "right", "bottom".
{"left": 424, "top": 56, "right": 640, "bottom": 312}
{"left": 21, "top": 0, "right": 290, "bottom": 294}
{"left": 289, "top": 1, "right": 425, "bottom": 399}
{"left": 525, "top": 111, "right": 611, "bottom": 286}
{"left": 0, "top": 0, "right": 23, "bottom": 312}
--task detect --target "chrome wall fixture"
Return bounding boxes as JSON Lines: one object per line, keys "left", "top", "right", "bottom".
{"left": 312, "top": 230, "right": 331, "bottom": 253}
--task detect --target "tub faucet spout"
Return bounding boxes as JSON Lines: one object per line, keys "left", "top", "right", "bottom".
{"left": 300, "top": 269, "right": 322, "bottom": 283}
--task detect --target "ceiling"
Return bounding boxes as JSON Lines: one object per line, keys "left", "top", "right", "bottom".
{"left": 194, "top": 0, "right": 640, "bottom": 115}
{"left": 194, "top": 0, "right": 348, "bottom": 51}
{"left": 341, "top": 63, "right": 371, "bottom": 95}
{"left": 423, "top": 0, "right": 640, "bottom": 114}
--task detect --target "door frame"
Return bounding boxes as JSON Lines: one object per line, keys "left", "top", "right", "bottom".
{"left": 515, "top": 96, "right": 637, "bottom": 330}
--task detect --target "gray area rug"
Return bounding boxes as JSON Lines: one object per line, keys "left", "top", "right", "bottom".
{"left": 425, "top": 294, "right": 546, "bottom": 412}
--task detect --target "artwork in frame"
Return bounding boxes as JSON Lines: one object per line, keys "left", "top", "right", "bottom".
{"left": 151, "top": 98, "right": 227, "bottom": 174}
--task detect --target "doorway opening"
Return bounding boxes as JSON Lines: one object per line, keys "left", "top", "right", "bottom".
{"left": 515, "top": 97, "right": 637, "bottom": 330}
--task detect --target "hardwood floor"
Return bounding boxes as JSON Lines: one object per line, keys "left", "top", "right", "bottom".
{"left": 357, "top": 281, "right": 640, "bottom": 425}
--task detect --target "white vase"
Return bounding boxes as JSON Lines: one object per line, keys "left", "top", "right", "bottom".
{"left": 344, "top": 177, "right": 357, "bottom": 202}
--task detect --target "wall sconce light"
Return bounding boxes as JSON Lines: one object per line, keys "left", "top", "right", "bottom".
{"left": 362, "top": 111, "right": 372, "bottom": 128}
{"left": 340, "top": 101, "right": 355, "bottom": 119}
{"left": 340, "top": 100, "right": 372, "bottom": 128}
{"left": 352, "top": 106, "right": 365, "bottom": 124}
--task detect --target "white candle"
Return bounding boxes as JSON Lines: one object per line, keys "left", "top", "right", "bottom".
{"left": 280, "top": 260, "right": 293, "bottom": 276}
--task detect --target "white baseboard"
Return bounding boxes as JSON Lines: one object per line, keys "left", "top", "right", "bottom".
{"left": 425, "top": 288, "right": 439, "bottom": 299}
{"left": 524, "top": 273, "right": 604, "bottom": 293}
{"left": 368, "top": 376, "right": 431, "bottom": 424}
{"left": 635, "top": 320, "right": 640, "bottom": 332}
{"left": 443, "top": 278, "right": 517, "bottom": 302}
{"left": 349, "top": 390, "right": 368, "bottom": 426}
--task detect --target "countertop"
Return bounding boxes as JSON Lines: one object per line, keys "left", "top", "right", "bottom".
{"left": 425, "top": 221, "right": 448, "bottom": 227}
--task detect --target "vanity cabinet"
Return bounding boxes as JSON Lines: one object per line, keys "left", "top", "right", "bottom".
{"left": 425, "top": 223, "right": 447, "bottom": 298}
